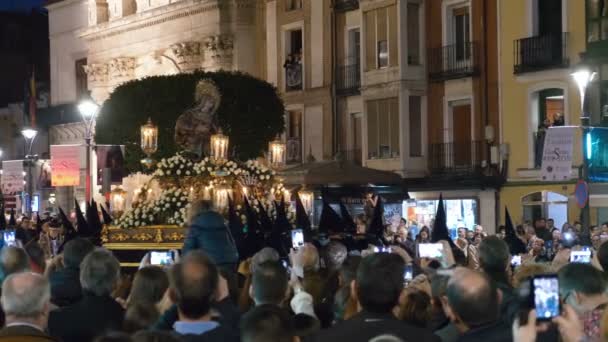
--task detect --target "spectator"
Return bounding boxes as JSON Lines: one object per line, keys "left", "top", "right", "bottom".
{"left": 168, "top": 251, "right": 239, "bottom": 341}
{"left": 127, "top": 266, "right": 169, "bottom": 310}
{"left": 397, "top": 289, "right": 432, "bottom": 328}
{"left": 466, "top": 233, "right": 483, "bottom": 270}
{"left": 529, "top": 238, "right": 550, "bottom": 263}
{"left": 512, "top": 263, "right": 551, "bottom": 288}
{"left": 309, "top": 253, "right": 439, "bottom": 341}
{"left": 241, "top": 305, "right": 295, "bottom": 342}
{"left": 558, "top": 263, "right": 608, "bottom": 341}
{"left": 445, "top": 268, "right": 512, "bottom": 341}
{"left": 182, "top": 200, "right": 239, "bottom": 272}
{"left": 16, "top": 217, "right": 36, "bottom": 246}
{"left": 25, "top": 242, "right": 46, "bottom": 274}
{"left": 429, "top": 274, "right": 458, "bottom": 342}
{"left": 546, "top": 218, "right": 556, "bottom": 232}
{"left": 0, "top": 272, "right": 56, "bottom": 341}
{"left": 322, "top": 241, "right": 347, "bottom": 272}
{"left": 49, "top": 249, "right": 124, "bottom": 342}
{"left": 478, "top": 237, "right": 518, "bottom": 325}
{"left": 497, "top": 226, "right": 506, "bottom": 240}
{"left": 455, "top": 228, "right": 468, "bottom": 257}
{"left": 93, "top": 332, "right": 132, "bottom": 342}
{"left": 1, "top": 246, "right": 30, "bottom": 278}
{"left": 132, "top": 330, "right": 180, "bottom": 342}
{"left": 334, "top": 255, "right": 361, "bottom": 321}
{"left": 49, "top": 238, "right": 95, "bottom": 307}
{"left": 238, "top": 247, "right": 280, "bottom": 312}
{"left": 124, "top": 302, "right": 161, "bottom": 333}
{"left": 597, "top": 241, "right": 608, "bottom": 272}
{"left": 250, "top": 261, "right": 289, "bottom": 306}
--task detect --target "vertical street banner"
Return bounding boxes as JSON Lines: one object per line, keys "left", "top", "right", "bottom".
{"left": 540, "top": 126, "right": 575, "bottom": 181}
{"left": 1, "top": 160, "right": 24, "bottom": 196}
{"left": 51, "top": 145, "right": 81, "bottom": 187}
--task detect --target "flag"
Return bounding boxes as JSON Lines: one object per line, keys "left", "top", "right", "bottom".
{"left": 318, "top": 200, "right": 342, "bottom": 234}
{"left": 23, "top": 67, "right": 37, "bottom": 128}
{"left": 339, "top": 201, "right": 356, "bottom": 233}
{"left": 294, "top": 192, "right": 312, "bottom": 242}
{"left": 504, "top": 207, "right": 527, "bottom": 255}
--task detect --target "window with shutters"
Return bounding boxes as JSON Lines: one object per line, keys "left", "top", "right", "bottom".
{"left": 75, "top": 58, "right": 88, "bottom": 99}
{"left": 409, "top": 96, "right": 422, "bottom": 157}
{"left": 407, "top": 2, "right": 421, "bottom": 65}
{"left": 364, "top": 5, "right": 398, "bottom": 71}
{"left": 367, "top": 98, "right": 400, "bottom": 159}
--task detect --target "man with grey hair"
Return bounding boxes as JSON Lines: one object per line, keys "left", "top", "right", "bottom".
{"left": 48, "top": 248, "right": 124, "bottom": 342}
{"left": 0, "top": 272, "right": 57, "bottom": 341}
{"left": 1, "top": 246, "right": 30, "bottom": 277}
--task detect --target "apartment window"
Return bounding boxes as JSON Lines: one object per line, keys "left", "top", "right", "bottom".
{"left": 286, "top": 110, "right": 303, "bottom": 163}
{"left": 452, "top": 7, "right": 470, "bottom": 60}
{"left": 286, "top": 0, "right": 302, "bottom": 11}
{"left": 407, "top": 3, "right": 421, "bottom": 65}
{"left": 367, "top": 98, "right": 399, "bottom": 159}
{"left": 284, "top": 29, "right": 303, "bottom": 91}
{"left": 364, "top": 4, "right": 398, "bottom": 70}
{"left": 347, "top": 28, "right": 361, "bottom": 64}
{"left": 409, "top": 96, "right": 422, "bottom": 157}
{"left": 588, "top": 0, "right": 608, "bottom": 42}
{"left": 75, "top": 58, "right": 88, "bottom": 99}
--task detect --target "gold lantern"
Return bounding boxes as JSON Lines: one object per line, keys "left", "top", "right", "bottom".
{"left": 140, "top": 118, "right": 158, "bottom": 168}
{"left": 110, "top": 187, "right": 127, "bottom": 216}
{"left": 210, "top": 129, "right": 229, "bottom": 162}
{"left": 298, "top": 186, "right": 314, "bottom": 216}
{"left": 268, "top": 137, "right": 286, "bottom": 168}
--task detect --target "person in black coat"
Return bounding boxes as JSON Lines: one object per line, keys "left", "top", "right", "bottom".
{"left": 48, "top": 249, "right": 124, "bottom": 342}
{"left": 48, "top": 238, "right": 94, "bottom": 307}
{"left": 307, "top": 253, "right": 440, "bottom": 342}
{"left": 182, "top": 201, "right": 239, "bottom": 272}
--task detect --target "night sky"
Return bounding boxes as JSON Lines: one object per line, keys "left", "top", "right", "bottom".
{"left": 0, "top": 0, "right": 46, "bottom": 12}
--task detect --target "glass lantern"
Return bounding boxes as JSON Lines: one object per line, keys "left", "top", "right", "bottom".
{"left": 110, "top": 187, "right": 127, "bottom": 216}
{"left": 213, "top": 184, "right": 232, "bottom": 212}
{"left": 268, "top": 138, "right": 286, "bottom": 168}
{"left": 210, "top": 129, "right": 229, "bottom": 162}
{"left": 298, "top": 187, "right": 314, "bottom": 216}
{"left": 140, "top": 118, "right": 158, "bottom": 155}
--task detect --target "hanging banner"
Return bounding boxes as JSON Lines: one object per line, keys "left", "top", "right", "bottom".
{"left": 96, "top": 145, "right": 126, "bottom": 185}
{"left": 1, "top": 160, "right": 24, "bottom": 195}
{"left": 541, "top": 126, "right": 575, "bottom": 181}
{"left": 51, "top": 145, "right": 81, "bottom": 187}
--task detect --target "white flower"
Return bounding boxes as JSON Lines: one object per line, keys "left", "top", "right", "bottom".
{"left": 186, "top": 171, "right": 191, "bottom": 175}
{"left": 166, "top": 170, "right": 171, "bottom": 175}
{"left": 176, "top": 170, "right": 182, "bottom": 175}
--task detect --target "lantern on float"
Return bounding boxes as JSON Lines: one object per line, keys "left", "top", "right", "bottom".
{"left": 213, "top": 184, "right": 231, "bottom": 212}
{"left": 298, "top": 186, "right": 314, "bottom": 216}
{"left": 210, "top": 129, "right": 229, "bottom": 161}
{"left": 140, "top": 118, "right": 158, "bottom": 168}
{"left": 268, "top": 137, "right": 286, "bottom": 168}
{"left": 110, "top": 187, "right": 127, "bottom": 216}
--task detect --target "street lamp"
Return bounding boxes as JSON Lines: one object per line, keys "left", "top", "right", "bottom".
{"left": 21, "top": 127, "right": 38, "bottom": 216}
{"left": 78, "top": 97, "right": 100, "bottom": 203}
{"left": 571, "top": 64, "right": 597, "bottom": 230}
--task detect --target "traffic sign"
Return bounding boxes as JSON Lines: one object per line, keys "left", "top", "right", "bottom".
{"left": 575, "top": 180, "right": 589, "bottom": 209}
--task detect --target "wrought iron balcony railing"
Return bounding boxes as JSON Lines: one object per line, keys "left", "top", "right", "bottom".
{"left": 334, "top": 0, "right": 359, "bottom": 12}
{"left": 514, "top": 32, "right": 569, "bottom": 74}
{"left": 336, "top": 63, "right": 361, "bottom": 96}
{"left": 428, "top": 42, "right": 479, "bottom": 81}
{"left": 429, "top": 140, "right": 488, "bottom": 175}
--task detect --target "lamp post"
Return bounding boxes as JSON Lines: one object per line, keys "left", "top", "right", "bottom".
{"left": 77, "top": 98, "right": 100, "bottom": 203}
{"left": 21, "top": 128, "right": 38, "bottom": 216}
{"left": 571, "top": 64, "right": 596, "bottom": 229}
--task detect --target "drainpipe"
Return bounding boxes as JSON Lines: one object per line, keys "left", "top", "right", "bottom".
{"left": 331, "top": 0, "right": 339, "bottom": 157}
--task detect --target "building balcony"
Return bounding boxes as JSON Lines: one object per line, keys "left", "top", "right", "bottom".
{"left": 428, "top": 42, "right": 479, "bottom": 81}
{"left": 514, "top": 32, "right": 569, "bottom": 74}
{"left": 429, "top": 140, "right": 489, "bottom": 176}
{"left": 336, "top": 62, "right": 361, "bottom": 96}
{"left": 334, "top": 0, "right": 359, "bottom": 12}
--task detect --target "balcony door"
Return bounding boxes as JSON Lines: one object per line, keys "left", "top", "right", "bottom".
{"left": 536, "top": 0, "right": 563, "bottom": 65}
{"left": 452, "top": 7, "right": 470, "bottom": 63}
{"left": 351, "top": 113, "right": 362, "bottom": 165}
{"left": 452, "top": 103, "right": 472, "bottom": 167}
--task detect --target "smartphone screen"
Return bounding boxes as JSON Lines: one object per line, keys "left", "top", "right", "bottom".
{"left": 532, "top": 275, "right": 560, "bottom": 320}
{"left": 404, "top": 264, "right": 413, "bottom": 282}
{"left": 291, "top": 229, "right": 304, "bottom": 249}
{"left": 3, "top": 230, "right": 16, "bottom": 247}
{"left": 418, "top": 243, "right": 443, "bottom": 259}
{"left": 511, "top": 255, "right": 522, "bottom": 267}
{"left": 570, "top": 250, "right": 591, "bottom": 263}
{"left": 150, "top": 251, "right": 173, "bottom": 266}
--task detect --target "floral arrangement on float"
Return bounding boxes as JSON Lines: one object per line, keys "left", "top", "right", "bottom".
{"left": 114, "top": 152, "right": 294, "bottom": 229}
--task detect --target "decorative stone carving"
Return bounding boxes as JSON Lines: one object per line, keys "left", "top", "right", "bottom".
{"left": 169, "top": 41, "right": 203, "bottom": 71}
{"left": 88, "top": 0, "right": 109, "bottom": 26}
{"left": 83, "top": 63, "right": 109, "bottom": 83}
{"left": 108, "top": 57, "right": 136, "bottom": 79}
{"left": 135, "top": 0, "right": 170, "bottom": 13}
{"left": 203, "top": 35, "right": 234, "bottom": 60}
{"left": 108, "top": 0, "right": 136, "bottom": 20}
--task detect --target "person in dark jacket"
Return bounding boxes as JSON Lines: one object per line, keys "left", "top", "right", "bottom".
{"left": 445, "top": 268, "right": 512, "bottom": 342}
{"left": 48, "top": 238, "right": 94, "bottom": 307}
{"left": 168, "top": 251, "right": 239, "bottom": 342}
{"left": 182, "top": 200, "right": 239, "bottom": 271}
{"left": 48, "top": 249, "right": 124, "bottom": 342}
{"left": 308, "top": 253, "right": 440, "bottom": 342}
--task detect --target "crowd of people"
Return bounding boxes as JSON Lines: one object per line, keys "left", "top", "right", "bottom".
{"left": 1, "top": 201, "right": 608, "bottom": 342}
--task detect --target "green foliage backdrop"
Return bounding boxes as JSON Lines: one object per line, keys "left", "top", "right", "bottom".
{"left": 95, "top": 70, "right": 285, "bottom": 172}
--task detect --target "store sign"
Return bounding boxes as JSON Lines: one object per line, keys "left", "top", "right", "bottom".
{"left": 51, "top": 145, "right": 81, "bottom": 187}
{"left": 541, "top": 126, "right": 575, "bottom": 181}
{"left": 1, "top": 160, "right": 24, "bottom": 194}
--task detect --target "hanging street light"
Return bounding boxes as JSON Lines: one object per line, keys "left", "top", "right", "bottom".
{"left": 140, "top": 118, "right": 159, "bottom": 169}
{"left": 210, "top": 128, "right": 229, "bottom": 162}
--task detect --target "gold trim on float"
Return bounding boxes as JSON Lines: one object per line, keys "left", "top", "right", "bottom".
{"left": 119, "top": 262, "right": 142, "bottom": 268}
{"left": 104, "top": 243, "right": 183, "bottom": 250}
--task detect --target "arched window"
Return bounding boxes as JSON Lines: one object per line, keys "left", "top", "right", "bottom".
{"left": 522, "top": 191, "right": 568, "bottom": 229}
